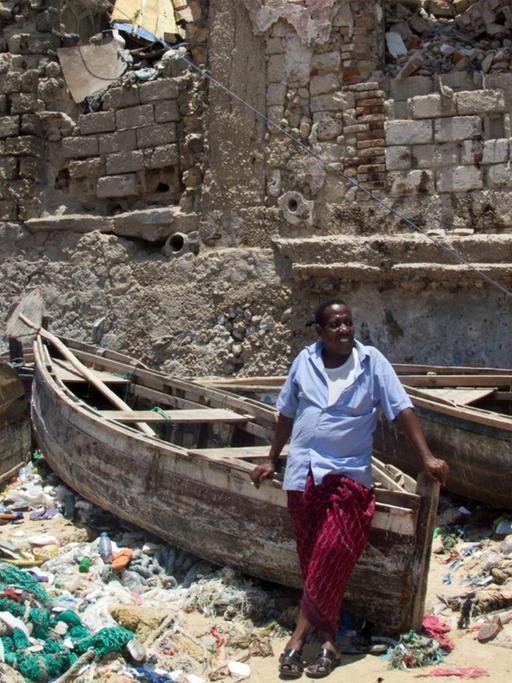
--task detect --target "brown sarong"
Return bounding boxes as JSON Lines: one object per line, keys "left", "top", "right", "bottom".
{"left": 287, "top": 472, "right": 375, "bottom": 635}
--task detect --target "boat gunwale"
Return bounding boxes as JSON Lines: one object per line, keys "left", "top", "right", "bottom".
{"left": 33, "top": 336, "right": 423, "bottom": 529}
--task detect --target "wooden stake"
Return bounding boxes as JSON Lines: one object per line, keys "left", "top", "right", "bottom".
{"left": 20, "top": 314, "right": 156, "bottom": 438}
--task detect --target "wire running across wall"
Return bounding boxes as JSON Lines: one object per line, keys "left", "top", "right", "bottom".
{"left": 73, "top": 2, "right": 512, "bottom": 301}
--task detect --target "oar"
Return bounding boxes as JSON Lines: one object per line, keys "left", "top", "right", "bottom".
{"left": 17, "top": 312, "right": 157, "bottom": 438}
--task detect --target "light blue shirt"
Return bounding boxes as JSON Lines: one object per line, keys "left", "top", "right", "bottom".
{"left": 277, "top": 340, "right": 413, "bottom": 491}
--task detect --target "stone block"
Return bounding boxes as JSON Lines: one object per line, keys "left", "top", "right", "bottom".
{"left": 139, "top": 78, "right": 179, "bottom": 103}
{"left": 62, "top": 136, "right": 98, "bottom": 158}
{"left": 486, "top": 163, "right": 512, "bottom": 188}
{"left": 266, "top": 37, "right": 285, "bottom": 55}
{"left": 154, "top": 100, "right": 180, "bottom": 123}
{"left": 409, "top": 93, "right": 457, "bottom": 119}
{"left": 143, "top": 144, "right": 179, "bottom": 169}
{"left": 266, "top": 83, "right": 286, "bottom": 106}
{"left": 455, "top": 89, "right": 505, "bottom": 115}
{"left": 96, "top": 174, "right": 139, "bottom": 198}
{"left": 102, "top": 86, "right": 140, "bottom": 110}
{"left": 68, "top": 157, "right": 105, "bottom": 178}
{"left": 116, "top": 104, "right": 154, "bottom": 130}
{"left": 385, "top": 146, "right": 412, "bottom": 171}
{"left": 311, "top": 51, "right": 341, "bottom": 72}
{"left": 310, "top": 73, "right": 339, "bottom": 96}
{"left": 267, "top": 54, "right": 286, "bottom": 82}
{"left": 0, "top": 157, "right": 17, "bottom": 180}
{"left": 0, "top": 201, "right": 17, "bottom": 220}
{"left": 0, "top": 116, "right": 20, "bottom": 138}
{"left": 136, "top": 123, "right": 176, "bottom": 149}
{"left": 5, "top": 135, "right": 41, "bottom": 156}
{"left": 315, "top": 116, "right": 342, "bottom": 141}
{"left": 389, "top": 75, "right": 434, "bottom": 101}
{"left": 98, "top": 130, "right": 137, "bottom": 155}
{"left": 411, "top": 143, "right": 459, "bottom": 168}
{"left": 434, "top": 115, "right": 481, "bottom": 142}
{"left": 390, "top": 169, "right": 434, "bottom": 195}
{"left": 106, "top": 150, "right": 144, "bottom": 174}
{"left": 9, "top": 93, "right": 43, "bottom": 114}
{"left": 481, "top": 138, "right": 508, "bottom": 164}
{"left": 19, "top": 157, "right": 44, "bottom": 179}
{"left": 310, "top": 92, "right": 355, "bottom": 112}
{"left": 460, "top": 140, "right": 483, "bottom": 165}
{"left": 385, "top": 119, "right": 433, "bottom": 145}
{"left": 79, "top": 111, "right": 116, "bottom": 135}
{"left": 0, "top": 96, "right": 6, "bottom": 116}
{"left": 0, "top": 72, "right": 21, "bottom": 95}
{"left": 436, "top": 165, "right": 483, "bottom": 192}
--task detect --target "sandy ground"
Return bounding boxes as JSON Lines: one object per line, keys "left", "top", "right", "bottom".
{"left": 247, "top": 557, "right": 512, "bottom": 683}
{"left": 2, "top": 515, "right": 512, "bottom": 682}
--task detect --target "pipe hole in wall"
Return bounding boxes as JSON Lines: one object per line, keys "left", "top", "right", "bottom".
{"left": 168, "top": 233, "right": 185, "bottom": 253}
{"left": 156, "top": 182, "right": 170, "bottom": 193}
{"left": 288, "top": 197, "right": 298, "bottom": 213}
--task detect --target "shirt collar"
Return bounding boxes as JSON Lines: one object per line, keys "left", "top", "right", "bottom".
{"left": 308, "top": 339, "right": 369, "bottom": 376}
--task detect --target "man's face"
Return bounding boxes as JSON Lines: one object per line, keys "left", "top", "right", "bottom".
{"left": 315, "top": 304, "right": 355, "bottom": 357}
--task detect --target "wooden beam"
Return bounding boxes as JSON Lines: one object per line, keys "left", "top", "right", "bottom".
{"left": 400, "top": 375, "right": 512, "bottom": 388}
{"left": 99, "top": 408, "right": 254, "bottom": 424}
{"left": 410, "top": 472, "right": 440, "bottom": 630}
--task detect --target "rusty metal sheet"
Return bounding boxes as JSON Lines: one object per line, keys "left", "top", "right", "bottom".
{"left": 57, "top": 41, "right": 128, "bottom": 103}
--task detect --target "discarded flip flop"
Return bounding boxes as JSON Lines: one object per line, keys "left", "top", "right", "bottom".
{"left": 112, "top": 548, "right": 134, "bottom": 571}
{"left": 29, "top": 508, "right": 59, "bottom": 521}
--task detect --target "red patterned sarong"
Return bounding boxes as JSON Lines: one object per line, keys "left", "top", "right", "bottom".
{"left": 287, "top": 472, "right": 375, "bottom": 635}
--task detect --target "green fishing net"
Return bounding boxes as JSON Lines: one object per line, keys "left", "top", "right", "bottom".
{"left": 0, "top": 563, "right": 135, "bottom": 681}
{"left": 0, "top": 564, "right": 49, "bottom": 603}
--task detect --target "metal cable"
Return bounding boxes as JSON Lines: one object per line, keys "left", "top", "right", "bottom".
{"left": 75, "top": 1, "right": 512, "bottom": 299}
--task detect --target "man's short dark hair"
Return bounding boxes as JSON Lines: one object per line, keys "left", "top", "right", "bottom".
{"left": 314, "top": 300, "right": 348, "bottom": 326}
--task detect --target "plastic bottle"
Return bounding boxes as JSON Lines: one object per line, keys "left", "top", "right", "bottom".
{"left": 79, "top": 556, "right": 91, "bottom": 573}
{"left": 98, "top": 532, "right": 113, "bottom": 562}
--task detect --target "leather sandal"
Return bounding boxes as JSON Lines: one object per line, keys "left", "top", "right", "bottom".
{"left": 279, "top": 648, "right": 304, "bottom": 679}
{"left": 306, "top": 648, "right": 341, "bottom": 678}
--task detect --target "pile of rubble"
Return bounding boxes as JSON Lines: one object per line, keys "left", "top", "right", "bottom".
{"left": 0, "top": 459, "right": 290, "bottom": 682}
{"left": 384, "top": 0, "right": 512, "bottom": 79}
{"left": 430, "top": 495, "right": 512, "bottom": 650}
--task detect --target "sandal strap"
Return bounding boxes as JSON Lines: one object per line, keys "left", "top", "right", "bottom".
{"left": 280, "top": 648, "right": 303, "bottom": 663}
{"left": 317, "top": 648, "right": 337, "bottom": 662}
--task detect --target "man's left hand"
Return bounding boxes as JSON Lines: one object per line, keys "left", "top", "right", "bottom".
{"left": 423, "top": 455, "right": 449, "bottom": 486}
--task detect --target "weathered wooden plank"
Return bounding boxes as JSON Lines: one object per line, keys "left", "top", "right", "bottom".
{"left": 418, "top": 387, "right": 497, "bottom": 405}
{"left": 100, "top": 408, "right": 254, "bottom": 423}
{"left": 52, "top": 359, "right": 129, "bottom": 384}
{"left": 405, "top": 386, "right": 512, "bottom": 432}
{"left": 189, "top": 445, "right": 286, "bottom": 459}
{"left": 411, "top": 473, "right": 440, "bottom": 630}
{"left": 400, "top": 375, "right": 512, "bottom": 388}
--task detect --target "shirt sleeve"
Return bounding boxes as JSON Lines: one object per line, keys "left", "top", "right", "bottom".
{"left": 373, "top": 350, "right": 413, "bottom": 422}
{"left": 276, "top": 355, "right": 301, "bottom": 419}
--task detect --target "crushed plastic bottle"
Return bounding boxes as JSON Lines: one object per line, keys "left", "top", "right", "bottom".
{"left": 98, "top": 532, "right": 113, "bottom": 562}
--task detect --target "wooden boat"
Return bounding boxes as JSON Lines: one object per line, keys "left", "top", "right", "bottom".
{"left": 0, "top": 362, "right": 31, "bottom": 483}
{"left": 197, "top": 367, "right": 512, "bottom": 509}
{"left": 31, "top": 333, "right": 439, "bottom": 633}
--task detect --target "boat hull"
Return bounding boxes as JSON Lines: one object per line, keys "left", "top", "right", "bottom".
{"left": 375, "top": 405, "right": 512, "bottom": 509}
{"left": 32, "top": 344, "right": 437, "bottom": 633}
{"left": 0, "top": 366, "right": 31, "bottom": 482}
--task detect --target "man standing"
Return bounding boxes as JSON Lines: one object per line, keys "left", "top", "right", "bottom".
{"left": 251, "top": 300, "right": 448, "bottom": 679}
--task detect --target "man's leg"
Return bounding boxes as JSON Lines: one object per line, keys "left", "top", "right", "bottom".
{"left": 301, "top": 476, "right": 375, "bottom": 674}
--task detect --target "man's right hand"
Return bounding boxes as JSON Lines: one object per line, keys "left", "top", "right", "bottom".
{"left": 250, "top": 459, "right": 277, "bottom": 489}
